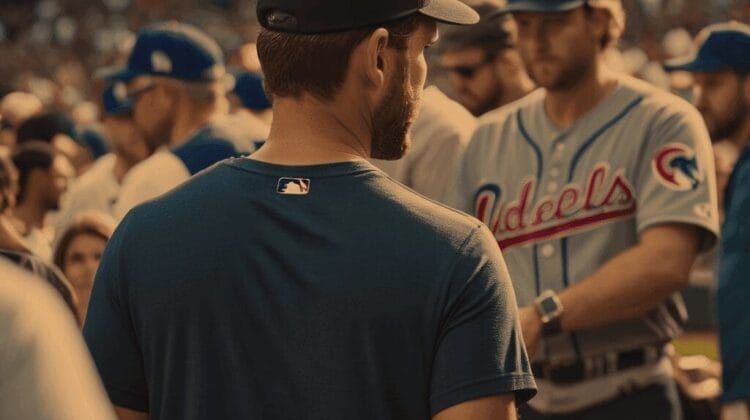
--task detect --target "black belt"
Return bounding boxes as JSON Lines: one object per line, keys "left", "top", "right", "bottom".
{"left": 532, "top": 345, "right": 666, "bottom": 385}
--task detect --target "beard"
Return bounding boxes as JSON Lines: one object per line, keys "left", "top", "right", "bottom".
{"left": 370, "top": 59, "right": 418, "bottom": 161}
{"left": 470, "top": 85, "right": 504, "bottom": 117}
{"left": 139, "top": 114, "right": 173, "bottom": 153}
{"left": 708, "top": 94, "right": 747, "bottom": 142}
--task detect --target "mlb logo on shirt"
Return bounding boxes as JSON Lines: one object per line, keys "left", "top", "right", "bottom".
{"left": 277, "top": 178, "right": 311, "bottom": 195}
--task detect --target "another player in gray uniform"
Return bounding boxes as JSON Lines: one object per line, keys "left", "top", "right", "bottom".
{"left": 445, "top": 0, "right": 720, "bottom": 418}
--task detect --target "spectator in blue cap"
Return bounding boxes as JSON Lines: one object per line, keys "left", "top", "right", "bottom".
{"left": 666, "top": 21, "right": 750, "bottom": 420}
{"left": 55, "top": 84, "right": 150, "bottom": 241}
{"left": 97, "top": 21, "right": 239, "bottom": 219}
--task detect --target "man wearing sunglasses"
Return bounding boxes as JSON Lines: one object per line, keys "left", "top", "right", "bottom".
{"left": 438, "top": 1, "right": 534, "bottom": 116}
{"left": 97, "top": 22, "right": 239, "bottom": 220}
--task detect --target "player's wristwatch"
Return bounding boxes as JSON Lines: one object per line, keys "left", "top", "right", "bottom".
{"left": 534, "top": 290, "right": 563, "bottom": 337}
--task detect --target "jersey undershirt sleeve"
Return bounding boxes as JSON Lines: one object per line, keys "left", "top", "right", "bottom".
{"left": 429, "top": 225, "right": 536, "bottom": 416}
{"left": 635, "top": 104, "right": 720, "bottom": 249}
{"left": 83, "top": 214, "right": 149, "bottom": 413}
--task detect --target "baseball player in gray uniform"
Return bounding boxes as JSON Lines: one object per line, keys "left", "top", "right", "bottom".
{"left": 445, "top": 0, "right": 720, "bottom": 418}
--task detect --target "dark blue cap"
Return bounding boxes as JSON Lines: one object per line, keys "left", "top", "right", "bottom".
{"left": 257, "top": 0, "right": 479, "bottom": 34}
{"left": 231, "top": 72, "right": 272, "bottom": 111}
{"left": 498, "top": 0, "right": 586, "bottom": 13}
{"left": 102, "top": 83, "right": 133, "bottom": 116}
{"left": 664, "top": 22, "right": 750, "bottom": 73}
{"left": 97, "top": 22, "right": 226, "bottom": 82}
{"left": 77, "top": 128, "right": 111, "bottom": 160}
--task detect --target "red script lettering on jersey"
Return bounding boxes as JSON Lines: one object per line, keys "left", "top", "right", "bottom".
{"left": 473, "top": 163, "right": 636, "bottom": 249}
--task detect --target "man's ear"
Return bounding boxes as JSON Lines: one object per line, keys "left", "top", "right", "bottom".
{"left": 361, "top": 28, "right": 390, "bottom": 89}
{"left": 586, "top": 7, "right": 609, "bottom": 47}
{"left": 741, "top": 73, "right": 750, "bottom": 107}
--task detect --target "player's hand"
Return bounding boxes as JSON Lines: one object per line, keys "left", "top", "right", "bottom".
{"left": 518, "top": 306, "right": 542, "bottom": 360}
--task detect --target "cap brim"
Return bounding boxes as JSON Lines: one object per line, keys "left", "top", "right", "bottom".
{"left": 94, "top": 66, "right": 137, "bottom": 82}
{"left": 419, "top": 0, "right": 480, "bottom": 25}
{"left": 663, "top": 56, "right": 726, "bottom": 73}
{"left": 497, "top": 0, "right": 585, "bottom": 14}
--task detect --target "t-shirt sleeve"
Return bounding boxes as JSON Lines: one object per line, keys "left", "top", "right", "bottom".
{"left": 429, "top": 225, "right": 536, "bottom": 416}
{"left": 83, "top": 214, "right": 149, "bottom": 412}
{"left": 635, "top": 104, "right": 720, "bottom": 250}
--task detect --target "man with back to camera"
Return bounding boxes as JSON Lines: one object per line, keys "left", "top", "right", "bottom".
{"left": 83, "top": 2, "right": 537, "bottom": 420}
{"left": 664, "top": 22, "right": 750, "bottom": 420}
{"left": 445, "top": 0, "right": 720, "bottom": 418}
{"left": 438, "top": 0, "right": 534, "bottom": 117}
{"left": 96, "top": 22, "right": 239, "bottom": 220}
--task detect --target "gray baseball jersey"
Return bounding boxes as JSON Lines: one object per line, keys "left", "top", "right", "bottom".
{"left": 445, "top": 75, "right": 720, "bottom": 363}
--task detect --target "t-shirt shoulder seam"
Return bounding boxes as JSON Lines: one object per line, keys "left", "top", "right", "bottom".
{"left": 380, "top": 175, "right": 483, "bottom": 227}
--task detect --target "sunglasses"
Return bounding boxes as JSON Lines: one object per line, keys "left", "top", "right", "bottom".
{"left": 442, "top": 54, "right": 497, "bottom": 79}
{"left": 125, "top": 83, "right": 156, "bottom": 101}
{"left": 0, "top": 118, "right": 12, "bottom": 131}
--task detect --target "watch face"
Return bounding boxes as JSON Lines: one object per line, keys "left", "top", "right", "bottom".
{"left": 539, "top": 297, "right": 559, "bottom": 314}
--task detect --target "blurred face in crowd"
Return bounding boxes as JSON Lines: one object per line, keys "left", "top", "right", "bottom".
{"left": 0, "top": 121, "right": 15, "bottom": 149}
{"left": 0, "top": 157, "right": 19, "bottom": 212}
{"left": 44, "top": 155, "right": 73, "bottom": 210}
{"left": 62, "top": 232, "right": 107, "bottom": 323}
{"left": 514, "top": 7, "right": 604, "bottom": 91}
{"left": 441, "top": 47, "right": 504, "bottom": 116}
{"left": 691, "top": 70, "right": 749, "bottom": 142}
{"left": 52, "top": 133, "right": 93, "bottom": 176}
{"left": 128, "top": 76, "right": 175, "bottom": 151}
{"left": 370, "top": 20, "right": 437, "bottom": 160}
{"left": 104, "top": 114, "right": 150, "bottom": 165}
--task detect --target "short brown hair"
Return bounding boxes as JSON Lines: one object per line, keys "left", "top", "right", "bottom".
{"left": 257, "top": 14, "right": 425, "bottom": 101}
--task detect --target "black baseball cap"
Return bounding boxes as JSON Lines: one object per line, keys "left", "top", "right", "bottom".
{"left": 256, "top": 0, "right": 480, "bottom": 34}
{"left": 438, "top": 2, "right": 514, "bottom": 53}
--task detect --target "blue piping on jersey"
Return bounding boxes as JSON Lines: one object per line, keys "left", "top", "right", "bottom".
{"left": 563, "top": 95, "right": 644, "bottom": 363}
{"left": 568, "top": 96, "right": 645, "bottom": 181}
{"left": 517, "top": 110, "right": 544, "bottom": 182}
{"left": 517, "top": 110, "right": 543, "bottom": 301}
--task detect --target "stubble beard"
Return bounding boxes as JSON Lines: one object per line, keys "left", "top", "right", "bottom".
{"left": 370, "top": 62, "right": 418, "bottom": 161}
{"left": 709, "top": 94, "right": 747, "bottom": 142}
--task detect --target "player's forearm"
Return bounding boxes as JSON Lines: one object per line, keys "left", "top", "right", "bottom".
{"left": 557, "top": 226, "right": 700, "bottom": 333}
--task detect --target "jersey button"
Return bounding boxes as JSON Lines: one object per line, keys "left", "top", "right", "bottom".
{"left": 555, "top": 142, "right": 566, "bottom": 153}
{"left": 541, "top": 244, "right": 555, "bottom": 258}
{"left": 547, "top": 182, "right": 559, "bottom": 193}
{"left": 550, "top": 167, "right": 561, "bottom": 177}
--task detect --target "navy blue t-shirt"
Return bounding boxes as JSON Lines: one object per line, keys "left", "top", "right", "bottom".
{"left": 84, "top": 158, "right": 536, "bottom": 419}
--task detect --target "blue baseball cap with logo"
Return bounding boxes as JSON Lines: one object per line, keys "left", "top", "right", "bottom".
{"left": 256, "top": 0, "right": 479, "bottom": 34}
{"left": 102, "top": 83, "right": 133, "bottom": 116}
{"left": 97, "top": 22, "right": 227, "bottom": 82}
{"left": 664, "top": 22, "right": 750, "bottom": 73}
